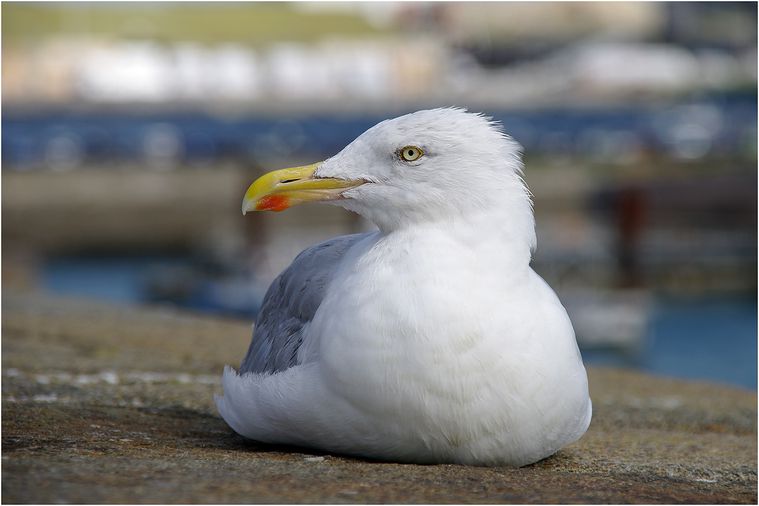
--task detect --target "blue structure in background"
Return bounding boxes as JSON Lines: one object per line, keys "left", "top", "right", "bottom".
{"left": 3, "top": 93, "right": 756, "bottom": 169}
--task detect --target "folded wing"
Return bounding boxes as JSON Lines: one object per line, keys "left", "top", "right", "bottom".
{"left": 239, "top": 233, "right": 369, "bottom": 374}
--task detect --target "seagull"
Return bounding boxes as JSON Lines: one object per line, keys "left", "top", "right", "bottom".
{"left": 216, "top": 108, "right": 591, "bottom": 466}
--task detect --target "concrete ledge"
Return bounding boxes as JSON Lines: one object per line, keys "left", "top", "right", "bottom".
{"left": 2, "top": 291, "right": 756, "bottom": 503}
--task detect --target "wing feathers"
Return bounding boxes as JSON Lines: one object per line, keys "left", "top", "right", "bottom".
{"left": 239, "top": 233, "right": 368, "bottom": 374}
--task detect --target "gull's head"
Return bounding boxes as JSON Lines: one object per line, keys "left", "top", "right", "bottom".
{"left": 243, "top": 108, "right": 535, "bottom": 244}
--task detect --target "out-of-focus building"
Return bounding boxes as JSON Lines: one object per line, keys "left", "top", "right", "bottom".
{"left": 3, "top": 37, "right": 449, "bottom": 107}
{"left": 3, "top": 3, "right": 756, "bottom": 108}
{"left": 424, "top": 2, "right": 665, "bottom": 43}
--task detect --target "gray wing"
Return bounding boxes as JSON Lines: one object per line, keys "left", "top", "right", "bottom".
{"left": 239, "top": 232, "right": 369, "bottom": 375}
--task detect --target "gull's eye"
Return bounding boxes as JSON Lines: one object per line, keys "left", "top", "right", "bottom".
{"left": 399, "top": 146, "right": 423, "bottom": 162}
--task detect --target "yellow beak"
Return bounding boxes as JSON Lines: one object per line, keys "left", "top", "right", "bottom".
{"left": 242, "top": 162, "right": 365, "bottom": 214}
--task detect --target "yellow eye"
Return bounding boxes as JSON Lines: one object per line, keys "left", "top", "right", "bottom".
{"left": 400, "top": 146, "right": 423, "bottom": 162}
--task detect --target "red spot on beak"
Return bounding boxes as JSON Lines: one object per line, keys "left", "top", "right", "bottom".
{"left": 255, "top": 195, "right": 290, "bottom": 212}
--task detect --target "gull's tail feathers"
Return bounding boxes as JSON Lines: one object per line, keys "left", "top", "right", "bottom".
{"left": 215, "top": 365, "right": 291, "bottom": 443}
{"left": 215, "top": 363, "right": 337, "bottom": 448}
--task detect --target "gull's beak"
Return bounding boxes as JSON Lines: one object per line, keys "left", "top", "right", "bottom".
{"left": 242, "top": 162, "right": 365, "bottom": 214}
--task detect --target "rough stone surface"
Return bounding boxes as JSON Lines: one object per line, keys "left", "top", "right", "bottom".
{"left": 2, "top": 291, "right": 756, "bottom": 503}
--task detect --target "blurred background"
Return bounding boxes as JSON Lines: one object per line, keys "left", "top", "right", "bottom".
{"left": 3, "top": 2, "right": 756, "bottom": 388}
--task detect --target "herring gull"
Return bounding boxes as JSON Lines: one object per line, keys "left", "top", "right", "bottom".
{"left": 215, "top": 108, "right": 591, "bottom": 466}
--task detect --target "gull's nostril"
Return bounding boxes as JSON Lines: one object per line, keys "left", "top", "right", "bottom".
{"left": 280, "top": 178, "right": 300, "bottom": 184}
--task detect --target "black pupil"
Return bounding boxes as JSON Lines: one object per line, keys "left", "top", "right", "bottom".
{"left": 407, "top": 150, "right": 414, "bottom": 156}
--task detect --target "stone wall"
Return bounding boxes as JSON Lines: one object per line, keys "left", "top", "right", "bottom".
{"left": 2, "top": 291, "right": 756, "bottom": 503}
